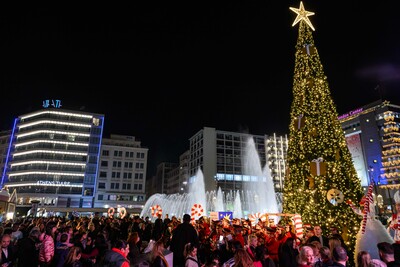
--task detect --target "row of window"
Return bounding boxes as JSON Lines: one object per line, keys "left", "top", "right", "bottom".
{"left": 97, "top": 194, "right": 145, "bottom": 201}
{"left": 98, "top": 182, "right": 143, "bottom": 190}
{"left": 102, "top": 150, "right": 145, "bottom": 159}
{"left": 100, "top": 161, "right": 145, "bottom": 169}
{"left": 99, "top": 171, "right": 144, "bottom": 179}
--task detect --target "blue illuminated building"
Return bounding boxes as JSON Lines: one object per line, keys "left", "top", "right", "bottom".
{"left": 339, "top": 99, "right": 400, "bottom": 211}
{"left": 1, "top": 108, "right": 104, "bottom": 209}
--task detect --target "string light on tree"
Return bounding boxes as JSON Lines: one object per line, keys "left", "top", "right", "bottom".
{"left": 283, "top": 2, "right": 363, "bottom": 266}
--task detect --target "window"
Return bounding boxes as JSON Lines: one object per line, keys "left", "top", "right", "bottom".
{"left": 123, "top": 173, "right": 132, "bottom": 179}
{"left": 111, "top": 183, "right": 120, "bottom": 189}
{"left": 98, "top": 195, "right": 103, "bottom": 200}
{"left": 108, "top": 195, "right": 117, "bottom": 201}
{"left": 99, "top": 183, "right": 106, "bottom": 189}
{"left": 124, "top": 162, "right": 133, "bottom": 168}
{"left": 101, "top": 161, "right": 108, "bottom": 167}
{"left": 135, "top": 173, "right": 143, "bottom": 179}
{"left": 99, "top": 172, "right": 107, "bottom": 178}
{"left": 134, "top": 184, "right": 143, "bottom": 190}
{"left": 102, "top": 150, "right": 109, "bottom": 156}
{"left": 112, "top": 161, "right": 122, "bottom": 168}
{"left": 112, "top": 172, "right": 121, "bottom": 178}
{"left": 135, "top": 163, "right": 144, "bottom": 169}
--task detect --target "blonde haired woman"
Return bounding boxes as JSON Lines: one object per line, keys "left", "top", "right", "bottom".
{"left": 297, "top": 246, "right": 314, "bottom": 267}
{"left": 233, "top": 248, "right": 254, "bottom": 267}
{"left": 150, "top": 240, "right": 169, "bottom": 267}
{"left": 63, "top": 246, "right": 82, "bottom": 267}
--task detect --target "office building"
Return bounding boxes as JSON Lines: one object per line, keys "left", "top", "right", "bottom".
{"left": 188, "top": 127, "right": 287, "bottom": 193}
{"left": 338, "top": 99, "right": 400, "bottom": 212}
{"left": 96, "top": 134, "right": 147, "bottom": 213}
{"left": 1, "top": 105, "right": 104, "bottom": 212}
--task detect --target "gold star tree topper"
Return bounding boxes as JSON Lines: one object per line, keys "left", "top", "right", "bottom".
{"left": 290, "top": 1, "right": 315, "bottom": 31}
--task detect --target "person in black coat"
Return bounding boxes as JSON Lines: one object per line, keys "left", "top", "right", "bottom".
{"left": 307, "top": 225, "right": 329, "bottom": 247}
{"left": 278, "top": 237, "right": 299, "bottom": 267}
{"left": 169, "top": 214, "right": 199, "bottom": 267}
{"left": 16, "top": 229, "right": 41, "bottom": 267}
{"left": 1, "top": 233, "right": 17, "bottom": 267}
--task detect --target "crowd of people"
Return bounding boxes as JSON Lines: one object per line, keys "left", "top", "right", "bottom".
{"left": 0, "top": 211, "right": 399, "bottom": 267}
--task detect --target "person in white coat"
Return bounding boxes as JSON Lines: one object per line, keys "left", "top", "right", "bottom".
{"left": 347, "top": 183, "right": 394, "bottom": 265}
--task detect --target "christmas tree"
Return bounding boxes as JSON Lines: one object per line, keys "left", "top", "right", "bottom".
{"left": 283, "top": 2, "right": 364, "bottom": 264}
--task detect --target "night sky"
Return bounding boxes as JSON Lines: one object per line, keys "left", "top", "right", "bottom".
{"left": 1, "top": 3, "right": 400, "bottom": 175}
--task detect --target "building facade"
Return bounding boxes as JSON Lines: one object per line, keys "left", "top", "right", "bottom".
{"left": 265, "top": 133, "right": 289, "bottom": 193}
{"left": 338, "top": 99, "right": 400, "bottom": 212}
{"left": 96, "top": 134, "right": 147, "bottom": 213}
{"left": 188, "top": 127, "right": 286, "bottom": 193}
{"left": 1, "top": 107, "right": 104, "bottom": 210}
{"left": 0, "top": 130, "right": 11, "bottom": 178}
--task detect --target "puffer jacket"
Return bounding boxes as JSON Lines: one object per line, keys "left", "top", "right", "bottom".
{"left": 39, "top": 234, "right": 55, "bottom": 264}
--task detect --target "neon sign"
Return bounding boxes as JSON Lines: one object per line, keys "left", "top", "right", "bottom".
{"left": 37, "top": 181, "right": 70, "bottom": 186}
{"left": 338, "top": 108, "right": 363, "bottom": 120}
{"left": 42, "top": 99, "right": 62, "bottom": 108}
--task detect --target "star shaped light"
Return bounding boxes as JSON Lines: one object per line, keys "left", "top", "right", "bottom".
{"left": 290, "top": 1, "right": 315, "bottom": 31}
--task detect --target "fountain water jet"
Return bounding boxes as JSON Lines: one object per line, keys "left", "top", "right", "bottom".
{"left": 243, "top": 137, "right": 279, "bottom": 214}
{"left": 233, "top": 190, "right": 243, "bottom": 219}
{"left": 140, "top": 136, "right": 281, "bottom": 220}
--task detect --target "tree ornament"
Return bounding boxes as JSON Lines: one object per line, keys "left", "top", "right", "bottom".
{"left": 335, "top": 148, "right": 340, "bottom": 160}
{"left": 327, "top": 189, "right": 344, "bottom": 206}
{"left": 302, "top": 44, "right": 316, "bottom": 55}
{"left": 307, "top": 176, "right": 315, "bottom": 189}
{"left": 310, "top": 157, "right": 327, "bottom": 176}
{"left": 296, "top": 114, "right": 305, "bottom": 130}
{"left": 289, "top": 1, "right": 315, "bottom": 31}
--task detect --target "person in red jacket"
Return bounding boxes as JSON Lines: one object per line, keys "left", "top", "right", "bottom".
{"left": 102, "top": 240, "right": 130, "bottom": 267}
{"left": 232, "top": 225, "right": 245, "bottom": 248}
{"left": 265, "top": 227, "right": 280, "bottom": 266}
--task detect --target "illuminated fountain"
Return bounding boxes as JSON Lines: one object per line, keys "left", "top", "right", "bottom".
{"left": 140, "top": 136, "right": 281, "bottom": 220}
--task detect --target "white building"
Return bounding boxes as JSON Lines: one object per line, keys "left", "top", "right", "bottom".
{"left": 96, "top": 134, "right": 147, "bottom": 214}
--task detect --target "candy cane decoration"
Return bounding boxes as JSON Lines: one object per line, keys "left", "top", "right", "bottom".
{"left": 151, "top": 205, "right": 163, "bottom": 218}
{"left": 191, "top": 203, "right": 204, "bottom": 223}
{"left": 293, "top": 214, "right": 303, "bottom": 239}
{"left": 361, "top": 183, "right": 374, "bottom": 234}
{"left": 248, "top": 212, "right": 267, "bottom": 226}
{"left": 108, "top": 207, "right": 115, "bottom": 218}
{"left": 119, "top": 207, "right": 127, "bottom": 219}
